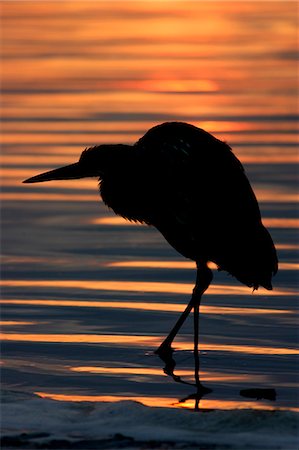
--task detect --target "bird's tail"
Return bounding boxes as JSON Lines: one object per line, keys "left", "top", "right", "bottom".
{"left": 217, "top": 224, "right": 278, "bottom": 291}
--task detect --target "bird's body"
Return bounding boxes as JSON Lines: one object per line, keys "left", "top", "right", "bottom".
{"left": 23, "top": 121, "right": 278, "bottom": 389}
{"left": 80, "top": 122, "right": 277, "bottom": 290}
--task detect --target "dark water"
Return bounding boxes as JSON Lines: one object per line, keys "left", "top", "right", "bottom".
{"left": 1, "top": 1, "right": 298, "bottom": 413}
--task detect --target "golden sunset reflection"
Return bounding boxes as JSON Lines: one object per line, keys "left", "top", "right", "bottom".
{"left": 2, "top": 190, "right": 297, "bottom": 204}
{"left": 1, "top": 154, "right": 80, "bottom": 165}
{"left": 255, "top": 190, "right": 298, "bottom": 204}
{"left": 71, "top": 366, "right": 189, "bottom": 377}
{"left": 108, "top": 260, "right": 298, "bottom": 272}
{"left": 174, "top": 343, "right": 299, "bottom": 356}
{"left": 232, "top": 153, "right": 298, "bottom": 165}
{"left": 92, "top": 215, "right": 299, "bottom": 228}
{"left": 92, "top": 217, "right": 137, "bottom": 226}
{"left": 1, "top": 119, "right": 295, "bottom": 136}
{"left": 263, "top": 218, "right": 299, "bottom": 229}
{"left": 0, "top": 333, "right": 160, "bottom": 347}
{"left": 126, "top": 79, "right": 219, "bottom": 93}
{"left": 2, "top": 178, "right": 97, "bottom": 190}
{"left": 0, "top": 333, "right": 160, "bottom": 346}
{"left": 0, "top": 256, "right": 299, "bottom": 270}
{"left": 1, "top": 121, "right": 148, "bottom": 134}
{"left": 0, "top": 279, "right": 295, "bottom": 296}
{"left": 0, "top": 193, "right": 98, "bottom": 202}
{"left": 34, "top": 392, "right": 299, "bottom": 412}
{"left": 3, "top": 130, "right": 297, "bottom": 147}
{"left": 1, "top": 132, "right": 140, "bottom": 145}
{"left": 1, "top": 299, "right": 292, "bottom": 317}
{"left": 276, "top": 244, "right": 299, "bottom": 250}
{"left": 279, "top": 263, "right": 299, "bottom": 270}
{"left": 109, "top": 260, "right": 216, "bottom": 269}
{"left": 2, "top": 0, "right": 297, "bottom": 418}
{"left": 69, "top": 366, "right": 267, "bottom": 383}
{"left": 0, "top": 321, "right": 36, "bottom": 326}
{"left": 1, "top": 333, "right": 297, "bottom": 356}
{"left": 2, "top": 170, "right": 99, "bottom": 191}
{"left": 2, "top": 256, "right": 67, "bottom": 265}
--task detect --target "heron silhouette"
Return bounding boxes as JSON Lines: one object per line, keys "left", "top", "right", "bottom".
{"left": 23, "top": 122, "right": 278, "bottom": 392}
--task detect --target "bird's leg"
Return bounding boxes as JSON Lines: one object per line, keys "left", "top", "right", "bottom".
{"left": 156, "top": 261, "right": 213, "bottom": 384}
{"left": 192, "top": 263, "right": 213, "bottom": 398}
{"left": 155, "top": 297, "right": 195, "bottom": 381}
{"left": 193, "top": 301, "right": 200, "bottom": 387}
{"left": 193, "top": 301, "right": 201, "bottom": 411}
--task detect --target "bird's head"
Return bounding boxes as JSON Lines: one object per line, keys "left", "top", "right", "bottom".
{"left": 23, "top": 145, "right": 128, "bottom": 184}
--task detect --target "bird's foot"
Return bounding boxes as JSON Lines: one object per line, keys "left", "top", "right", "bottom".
{"left": 155, "top": 343, "right": 182, "bottom": 383}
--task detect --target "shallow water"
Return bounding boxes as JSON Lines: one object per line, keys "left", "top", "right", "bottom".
{"left": 1, "top": 0, "right": 298, "bottom": 425}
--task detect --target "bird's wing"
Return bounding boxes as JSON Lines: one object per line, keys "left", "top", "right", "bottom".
{"left": 135, "top": 122, "right": 277, "bottom": 288}
{"left": 136, "top": 121, "right": 260, "bottom": 224}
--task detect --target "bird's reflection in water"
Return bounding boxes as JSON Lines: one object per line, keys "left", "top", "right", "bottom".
{"left": 179, "top": 388, "right": 213, "bottom": 412}
{"left": 156, "top": 347, "right": 277, "bottom": 411}
{"left": 156, "top": 344, "right": 213, "bottom": 411}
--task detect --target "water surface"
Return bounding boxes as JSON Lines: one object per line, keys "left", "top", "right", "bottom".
{"left": 1, "top": 1, "right": 298, "bottom": 414}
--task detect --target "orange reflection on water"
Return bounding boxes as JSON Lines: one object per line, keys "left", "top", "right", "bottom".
{"left": 109, "top": 260, "right": 196, "bottom": 269}
{"left": 0, "top": 193, "right": 98, "bottom": 202}
{"left": 34, "top": 391, "right": 299, "bottom": 411}
{"left": 1, "top": 180, "right": 97, "bottom": 191}
{"left": 263, "top": 218, "right": 299, "bottom": 228}
{"left": 136, "top": 79, "right": 218, "bottom": 92}
{"left": 34, "top": 392, "right": 178, "bottom": 408}
{"left": 279, "top": 263, "right": 299, "bottom": 270}
{"left": 1, "top": 333, "right": 298, "bottom": 355}
{"left": 0, "top": 333, "right": 160, "bottom": 346}
{"left": 174, "top": 342, "right": 299, "bottom": 356}
{"left": 2, "top": 190, "right": 298, "bottom": 204}
{"left": 70, "top": 366, "right": 186, "bottom": 376}
{"left": 1, "top": 121, "right": 149, "bottom": 134}
{"left": 2, "top": 256, "right": 66, "bottom": 265}
{"left": 3, "top": 257, "right": 43, "bottom": 265}
{"left": 255, "top": 189, "right": 299, "bottom": 203}
{"left": 233, "top": 154, "right": 299, "bottom": 164}
{"left": 1, "top": 132, "right": 138, "bottom": 145}
{"left": 0, "top": 279, "right": 295, "bottom": 296}
{"left": 1, "top": 154, "right": 78, "bottom": 165}
{"left": 1, "top": 299, "right": 293, "bottom": 317}
{"left": 3, "top": 174, "right": 98, "bottom": 192}
{"left": 92, "top": 216, "right": 135, "bottom": 226}
{"left": 0, "top": 320, "right": 36, "bottom": 326}
{"left": 1, "top": 168, "right": 42, "bottom": 178}
{"left": 93, "top": 215, "right": 299, "bottom": 228}
{"left": 108, "top": 260, "right": 298, "bottom": 272}
{"left": 276, "top": 243, "right": 299, "bottom": 250}
{"left": 70, "top": 366, "right": 266, "bottom": 383}
{"left": 1, "top": 120, "right": 295, "bottom": 142}
{"left": 2, "top": 120, "right": 295, "bottom": 137}
{"left": 2, "top": 0, "right": 295, "bottom": 122}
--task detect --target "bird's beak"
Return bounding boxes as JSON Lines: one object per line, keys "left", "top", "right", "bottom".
{"left": 23, "top": 163, "right": 90, "bottom": 184}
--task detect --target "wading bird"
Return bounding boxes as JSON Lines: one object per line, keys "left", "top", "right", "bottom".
{"left": 23, "top": 122, "right": 278, "bottom": 391}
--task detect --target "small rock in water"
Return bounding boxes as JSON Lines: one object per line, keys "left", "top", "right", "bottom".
{"left": 240, "top": 388, "right": 276, "bottom": 401}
